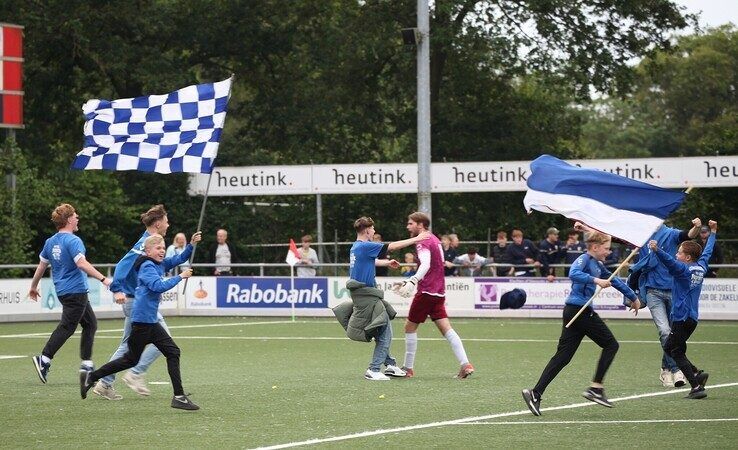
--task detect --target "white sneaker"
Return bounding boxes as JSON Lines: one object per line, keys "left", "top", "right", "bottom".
{"left": 93, "top": 382, "right": 123, "bottom": 401}
{"left": 660, "top": 369, "right": 674, "bottom": 387}
{"left": 364, "top": 369, "right": 390, "bottom": 381}
{"left": 384, "top": 365, "right": 407, "bottom": 378}
{"left": 673, "top": 370, "right": 686, "bottom": 387}
{"left": 122, "top": 371, "right": 151, "bottom": 396}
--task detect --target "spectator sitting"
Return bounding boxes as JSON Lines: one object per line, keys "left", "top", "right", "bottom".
{"left": 491, "top": 230, "right": 512, "bottom": 276}
{"left": 165, "top": 232, "right": 191, "bottom": 275}
{"left": 564, "top": 229, "right": 586, "bottom": 276}
{"left": 604, "top": 242, "right": 622, "bottom": 270}
{"left": 538, "top": 227, "right": 566, "bottom": 282}
{"left": 441, "top": 234, "right": 458, "bottom": 276}
{"left": 296, "top": 234, "right": 319, "bottom": 277}
{"left": 454, "top": 247, "right": 487, "bottom": 277}
{"left": 506, "top": 229, "right": 540, "bottom": 277}
{"left": 400, "top": 252, "right": 417, "bottom": 277}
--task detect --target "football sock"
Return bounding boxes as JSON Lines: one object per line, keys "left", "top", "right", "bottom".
{"left": 81, "top": 360, "right": 93, "bottom": 368}
{"left": 444, "top": 329, "right": 469, "bottom": 365}
{"left": 41, "top": 355, "right": 51, "bottom": 364}
{"left": 404, "top": 332, "right": 417, "bottom": 369}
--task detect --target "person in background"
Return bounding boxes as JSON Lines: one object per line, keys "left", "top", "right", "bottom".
{"left": 491, "top": 230, "right": 512, "bottom": 276}
{"left": 208, "top": 228, "right": 237, "bottom": 276}
{"left": 695, "top": 225, "right": 723, "bottom": 278}
{"left": 296, "top": 234, "right": 319, "bottom": 277}
{"left": 564, "top": 229, "right": 586, "bottom": 277}
{"left": 441, "top": 234, "right": 458, "bottom": 277}
{"left": 506, "top": 229, "right": 540, "bottom": 277}
{"left": 454, "top": 247, "right": 487, "bottom": 277}
{"left": 165, "top": 233, "right": 190, "bottom": 275}
{"left": 538, "top": 227, "right": 565, "bottom": 282}
{"left": 373, "top": 233, "right": 390, "bottom": 277}
{"left": 401, "top": 252, "right": 417, "bottom": 277}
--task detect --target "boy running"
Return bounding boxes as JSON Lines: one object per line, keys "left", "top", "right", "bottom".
{"left": 395, "top": 212, "right": 474, "bottom": 379}
{"left": 30, "top": 204, "right": 112, "bottom": 383}
{"left": 649, "top": 220, "right": 716, "bottom": 399}
{"left": 522, "top": 232, "right": 641, "bottom": 416}
{"left": 81, "top": 232, "right": 201, "bottom": 410}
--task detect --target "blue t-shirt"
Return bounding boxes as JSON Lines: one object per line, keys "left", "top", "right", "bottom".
{"left": 39, "top": 232, "right": 89, "bottom": 296}
{"left": 349, "top": 240, "right": 386, "bottom": 287}
{"left": 654, "top": 233, "right": 715, "bottom": 322}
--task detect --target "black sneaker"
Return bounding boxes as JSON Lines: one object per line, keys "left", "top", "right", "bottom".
{"left": 80, "top": 371, "right": 95, "bottom": 399}
{"left": 695, "top": 371, "right": 709, "bottom": 390}
{"left": 79, "top": 363, "right": 93, "bottom": 391}
{"left": 522, "top": 389, "right": 542, "bottom": 416}
{"left": 583, "top": 387, "right": 614, "bottom": 408}
{"left": 32, "top": 355, "right": 51, "bottom": 384}
{"left": 171, "top": 394, "right": 200, "bottom": 411}
{"left": 686, "top": 386, "right": 707, "bottom": 399}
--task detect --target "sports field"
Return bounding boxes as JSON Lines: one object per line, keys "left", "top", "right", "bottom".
{"left": 1, "top": 317, "right": 736, "bottom": 449}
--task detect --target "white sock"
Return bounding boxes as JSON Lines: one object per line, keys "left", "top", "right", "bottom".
{"left": 404, "top": 332, "right": 418, "bottom": 369}
{"left": 81, "top": 360, "right": 93, "bottom": 367}
{"left": 444, "top": 329, "right": 469, "bottom": 365}
{"left": 41, "top": 355, "right": 51, "bottom": 364}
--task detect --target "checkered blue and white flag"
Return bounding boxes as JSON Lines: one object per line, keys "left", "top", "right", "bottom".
{"left": 71, "top": 77, "right": 232, "bottom": 174}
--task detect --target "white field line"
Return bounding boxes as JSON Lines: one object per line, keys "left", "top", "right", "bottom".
{"left": 0, "top": 320, "right": 306, "bottom": 338}
{"left": 253, "top": 382, "right": 738, "bottom": 450}
{"left": 458, "top": 418, "right": 738, "bottom": 425}
{"left": 25, "top": 335, "right": 732, "bottom": 345}
{"left": 0, "top": 355, "right": 26, "bottom": 360}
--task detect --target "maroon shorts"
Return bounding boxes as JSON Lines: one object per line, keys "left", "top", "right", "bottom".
{"left": 407, "top": 292, "right": 448, "bottom": 324}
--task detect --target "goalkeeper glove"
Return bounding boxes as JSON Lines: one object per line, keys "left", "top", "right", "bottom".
{"left": 396, "top": 276, "right": 418, "bottom": 298}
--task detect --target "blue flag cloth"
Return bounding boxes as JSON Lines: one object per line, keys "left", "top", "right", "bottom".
{"left": 523, "top": 155, "right": 686, "bottom": 247}
{"left": 72, "top": 78, "right": 232, "bottom": 174}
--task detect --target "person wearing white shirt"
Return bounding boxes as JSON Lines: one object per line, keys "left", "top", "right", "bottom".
{"left": 453, "top": 247, "right": 487, "bottom": 277}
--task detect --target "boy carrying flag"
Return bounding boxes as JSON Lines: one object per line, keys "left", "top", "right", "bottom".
{"left": 81, "top": 232, "right": 201, "bottom": 410}
{"left": 648, "top": 220, "right": 717, "bottom": 399}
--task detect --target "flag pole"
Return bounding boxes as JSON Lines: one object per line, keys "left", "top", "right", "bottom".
{"left": 183, "top": 74, "right": 235, "bottom": 298}
{"left": 290, "top": 265, "right": 296, "bottom": 323}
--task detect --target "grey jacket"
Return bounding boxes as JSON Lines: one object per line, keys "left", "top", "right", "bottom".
{"left": 332, "top": 279, "right": 397, "bottom": 342}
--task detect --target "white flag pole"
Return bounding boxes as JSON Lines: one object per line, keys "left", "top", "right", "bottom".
{"left": 290, "top": 264, "right": 296, "bottom": 322}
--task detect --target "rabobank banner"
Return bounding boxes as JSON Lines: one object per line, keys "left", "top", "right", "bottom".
{"left": 216, "top": 277, "right": 328, "bottom": 308}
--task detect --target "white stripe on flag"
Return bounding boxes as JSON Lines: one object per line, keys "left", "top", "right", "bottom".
{"left": 524, "top": 188, "right": 662, "bottom": 246}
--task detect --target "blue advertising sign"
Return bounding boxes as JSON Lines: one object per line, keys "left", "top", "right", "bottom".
{"left": 216, "top": 277, "right": 328, "bottom": 308}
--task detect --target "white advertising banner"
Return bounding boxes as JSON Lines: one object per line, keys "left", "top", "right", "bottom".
{"left": 2, "top": 276, "right": 737, "bottom": 320}
{"left": 189, "top": 156, "right": 738, "bottom": 196}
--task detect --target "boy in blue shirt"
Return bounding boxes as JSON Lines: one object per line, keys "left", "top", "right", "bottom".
{"left": 30, "top": 203, "right": 112, "bottom": 384}
{"left": 349, "top": 216, "right": 429, "bottom": 381}
{"left": 649, "top": 220, "right": 716, "bottom": 399}
{"left": 81, "top": 232, "right": 201, "bottom": 410}
{"left": 522, "top": 232, "right": 641, "bottom": 416}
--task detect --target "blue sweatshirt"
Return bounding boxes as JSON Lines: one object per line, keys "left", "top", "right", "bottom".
{"left": 630, "top": 225, "right": 690, "bottom": 296}
{"left": 567, "top": 253, "right": 637, "bottom": 307}
{"left": 131, "top": 244, "right": 192, "bottom": 323}
{"left": 653, "top": 232, "right": 715, "bottom": 322}
{"left": 110, "top": 231, "right": 149, "bottom": 297}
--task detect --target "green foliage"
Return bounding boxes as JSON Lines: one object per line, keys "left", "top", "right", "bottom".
{"left": 1, "top": 0, "right": 725, "bottom": 265}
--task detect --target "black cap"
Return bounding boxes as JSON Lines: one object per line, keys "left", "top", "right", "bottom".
{"left": 500, "top": 288, "right": 527, "bottom": 310}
